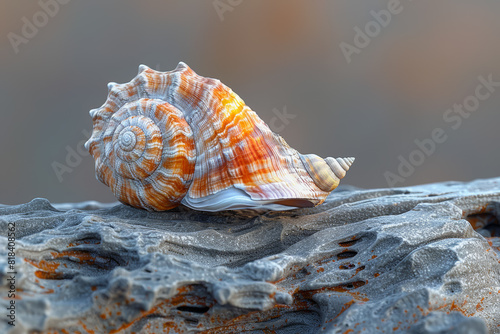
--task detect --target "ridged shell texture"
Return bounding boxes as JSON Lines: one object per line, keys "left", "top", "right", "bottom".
{"left": 85, "top": 63, "right": 354, "bottom": 211}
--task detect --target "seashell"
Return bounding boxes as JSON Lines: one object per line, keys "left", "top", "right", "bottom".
{"left": 85, "top": 62, "right": 354, "bottom": 211}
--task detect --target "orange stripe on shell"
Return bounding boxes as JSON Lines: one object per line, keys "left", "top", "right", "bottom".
{"left": 85, "top": 62, "right": 354, "bottom": 211}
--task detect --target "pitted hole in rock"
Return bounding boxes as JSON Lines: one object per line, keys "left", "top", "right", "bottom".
{"left": 294, "top": 267, "right": 310, "bottom": 279}
{"left": 466, "top": 213, "right": 499, "bottom": 230}
{"left": 63, "top": 250, "right": 121, "bottom": 270}
{"left": 354, "top": 266, "right": 365, "bottom": 274}
{"left": 486, "top": 224, "right": 500, "bottom": 237}
{"left": 177, "top": 305, "right": 210, "bottom": 314}
{"left": 25, "top": 248, "right": 127, "bottom": 280}
{"left": 184, "top": 317, "right": 199, "bottom": 327}
{"left": 466, "top": 204, "right": 500, "bottom": 237}
{"left": 338, "top": 238, "right": 361, "bottom": 248}
{"left": 338, "top": 281, "right": 366, "bottom": 290}
{"left": 339, "top": 263, "right": 356, "bottom": 270}
{"left": 337, "top": 250, "right": 357, "bottom": 260}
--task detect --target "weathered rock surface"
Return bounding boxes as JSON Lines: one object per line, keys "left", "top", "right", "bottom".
{"left": 0, "top": 178, "right": 499, "bottom": 333}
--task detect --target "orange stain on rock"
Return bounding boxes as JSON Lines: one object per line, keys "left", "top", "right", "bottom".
{"left": 25, "top": 258, "right": 63, "bottom": 280}
{"left": 105, "top": 285, "right": 210, "bottom": 334}
{"left": 335, "top": 300, "right": 355, "bottom": 320}
{"left": 49, "top": 250, "right": 109, "bottom": 267}
{"left": 350, "top": 266, "right": 365, "bottom": 279}
{"left": 78, "top": 320, "right": 96, "bottom": 334}
{"left": 339, "top": 238, "right": 359, "bottom": 247}
{"left": 25, "top": 249, "right": 114, "bottom": 281}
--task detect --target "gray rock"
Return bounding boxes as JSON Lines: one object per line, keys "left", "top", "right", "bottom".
{"left": 0, "top": 178, "right": 499, "bottom": 333}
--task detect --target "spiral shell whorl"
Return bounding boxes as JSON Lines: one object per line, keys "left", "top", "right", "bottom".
{"left": 107, "top": 114, "right": 163, "bottom": 180}
{"left": 86, "top": 88, "right": 196, "bottom": 210}
{"left": 299, "top": 155, "right": 355, "bottom": 193}
{"left": 325, "top": 157, "right": 355, "bottom": 180}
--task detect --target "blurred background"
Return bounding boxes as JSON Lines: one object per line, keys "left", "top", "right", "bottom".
{"left": 1, "top": 0, "right": 499, "bottom": 205}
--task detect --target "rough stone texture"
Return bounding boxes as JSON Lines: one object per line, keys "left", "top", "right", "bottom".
{"left": 0, "top": 178, "right": 499, "bottom": 333}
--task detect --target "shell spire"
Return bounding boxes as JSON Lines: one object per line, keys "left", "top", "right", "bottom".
{"left": 300, "top": 155, "right": 355, "bottom": 193}
{"left": 327, "top": 157, "right": 355, "bottom": 181}
{"left": 85, "top": 62, "right": 355, "bottom": 211}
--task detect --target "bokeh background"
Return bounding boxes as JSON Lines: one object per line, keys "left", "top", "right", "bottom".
{"left": 1, "top": 0, "right": 500, "bottom": 205}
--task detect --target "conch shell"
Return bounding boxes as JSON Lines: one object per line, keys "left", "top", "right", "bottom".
{"left": 85, "top": 62, "right": 354, "bottom": 211}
